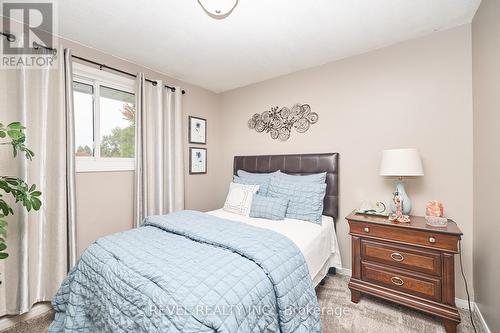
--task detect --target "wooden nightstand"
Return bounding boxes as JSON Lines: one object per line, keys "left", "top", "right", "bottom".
{"left": 346, "top": 212, "right": 463, "bottom": 333}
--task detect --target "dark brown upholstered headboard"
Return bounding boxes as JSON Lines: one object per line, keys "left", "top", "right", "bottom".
{"left": 233, "top": 153, "right": 339, "bottom": 221}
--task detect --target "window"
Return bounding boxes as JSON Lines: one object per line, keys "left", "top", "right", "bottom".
{"left": 73, "top": 63, "right": 136, "bottom": 172}
{"left": 74, "top": 82, "right": 94, "bottom": 157}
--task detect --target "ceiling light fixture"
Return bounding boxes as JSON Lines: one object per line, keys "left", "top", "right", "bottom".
{"left": 198, "top": 0, "right": 238, "bottom": 19}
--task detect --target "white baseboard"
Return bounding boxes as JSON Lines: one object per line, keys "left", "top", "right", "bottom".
{"left": 455, "top": 301, "right": 492, "bottom": 333}
{"left": 472, "top": 303, "right": 491, "bottom": 333}
{"left": 455, "top": 297, "right": 473, "bottom": 310}
{"left": 335, "top": 267, "right": 352, "bottom": 276}
{"left": 333, "top": 267, "right": 490, "bottom": 332}
{"left": 0, "top": 303, "right": 52, "bottom": 331}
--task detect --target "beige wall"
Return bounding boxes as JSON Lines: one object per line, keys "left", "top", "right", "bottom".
{"left": 75, "top": 172, "right": 134, "bottom": 255}
{"left": 62, "top": 39, "right": 226, "bottom": 256}
{"left": 220, "top": 25, "right": 474, "bottom": 299}
{"left": 472, "top": 0, "right": 500, "bottom": 331}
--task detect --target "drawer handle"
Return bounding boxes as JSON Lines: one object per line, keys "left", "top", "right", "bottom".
{"left": 391, "top": 276, "right": 404, "bottom": 286}
{"left": 363, "top": 227, "right": 370, "bottom": 233}
{"left": 390, "top": 252, "right": 404, "bottom": 262}
{"left": 429, "top": 236, "right": 436, "bottom": 244}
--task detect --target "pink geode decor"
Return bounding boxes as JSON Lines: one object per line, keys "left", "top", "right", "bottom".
{"left": 426, "top": 201, "right": 444, "bottom": 217}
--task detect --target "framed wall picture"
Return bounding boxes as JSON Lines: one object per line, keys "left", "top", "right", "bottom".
{"left": 189, "top": 147, "right": 207, "bottom": 174}
{"left": 189, "top": 116, "right": 207, "bottom": 144}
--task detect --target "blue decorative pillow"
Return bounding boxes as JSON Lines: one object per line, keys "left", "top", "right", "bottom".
{"left": 235, "top": 170, "right": 279, "bottom": 196}
{"left": 249, "top": 194, "right": 289, "bottom": 220}
{"left": 237, "top": 170, "right": 279, "bottom": 178}
{"left": 276, "top": 171, "right": 327, "bottom": 184}
{"left": 233, "top": 175, "right": 270, "bottom": 196}
{"left": 268, "top": 177, "right": 326, "bottom": 224}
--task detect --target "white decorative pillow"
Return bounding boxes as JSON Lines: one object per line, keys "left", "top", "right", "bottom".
{"left": 223, "top": 182, "right": 260, "bottom": 216}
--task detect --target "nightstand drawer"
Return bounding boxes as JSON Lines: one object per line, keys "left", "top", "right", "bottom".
{"left": 361, "top": 240, "right": 442, "bottom": 276}
{"left": 361, "top": 261, "right": 442, "bottom": 302}
{"left": 350, "top": 222, "right": 459, "bottom": 252}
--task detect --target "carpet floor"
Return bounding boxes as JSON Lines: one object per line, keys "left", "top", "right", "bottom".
{"left": 1, "top": 274, "right": 482, "bottom": 333}
{"left": 317, "top": 274, "right": 482, "bottom": 333}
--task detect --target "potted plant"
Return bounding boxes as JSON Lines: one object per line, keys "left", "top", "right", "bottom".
{"left": 0, "top": 122, "right": 42, "bottom": 259}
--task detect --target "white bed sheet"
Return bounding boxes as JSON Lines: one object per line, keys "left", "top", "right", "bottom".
{"left": 206, "top": 209, "right": 342, "bottom": 285}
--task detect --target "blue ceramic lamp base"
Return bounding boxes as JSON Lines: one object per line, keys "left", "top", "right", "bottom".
{"left": 389, "top": 180, "right": 411, "bottom": 215}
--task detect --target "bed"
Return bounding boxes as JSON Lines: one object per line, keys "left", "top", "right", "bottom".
{"left": 206, "top": 211, "right": 341, "bottom": 287}
{"left": 49, "top": 153, "right": 340, "bottom": 333}
{"left": 230, "top": 153, "right": 341, "bottom": 286}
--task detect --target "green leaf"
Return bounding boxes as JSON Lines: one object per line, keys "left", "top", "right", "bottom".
{"left": 0, "top": 131, "right": 5, "bottom": 138}
{"left": 19, "top": 181, "right": 29, "bottom": 191}
{"left": 31, "top": 191, "right": 42, "bottom": 197}
{"left": 31, "top": 197, "right": 42, "bottom": 211}
{"left": 7, "top": 122, "right": 22, "bottom": 129}
{"left": 24, "top": 199, "right": 32, "bottom": 212}
{"left": 0, "top": 252, "right": 8, "bottom": 259}
{"left": 5, "top": 178, "right": 18, "bottom": 186}
{"left": 0, "top": 243, "right": 6, "bottom": 251}
{"left": 7, "top": 130, "right": 22, "bottom": 140}
{"left": 16, "top": 135, "right": 26, "bottom": 143}
{"left": 25, "top": 149, "right": 34, "bottom": 160}
{"left": 29, "top": 184, "right": 36, "bottom": 192}
{"left": 0, "top": 203, "right": 10, "bottom": 216}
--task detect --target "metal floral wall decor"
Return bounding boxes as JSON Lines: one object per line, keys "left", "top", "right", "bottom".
{"left": 247, "top": 103, "right": 319, "bottom": 141}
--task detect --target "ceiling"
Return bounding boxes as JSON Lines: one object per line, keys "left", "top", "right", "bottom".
{"left": 58, "top": 0, "right": 481, "bottom": 93}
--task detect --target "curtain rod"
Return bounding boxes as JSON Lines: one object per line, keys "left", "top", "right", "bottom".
{"left": 72, "top": 55, "right": 186, "bottom": 94}
{"left": 0, "top": 32, "right": 186, "bottom": 94}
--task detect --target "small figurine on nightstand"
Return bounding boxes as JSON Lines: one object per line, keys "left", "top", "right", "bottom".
{"left": 389, "top": 191, "right": 410, "bottom": 223}
{"left": 394, "top": 192, "right": 402, "bottom": 215}
{"left": 425, "top": 200, "right": 448, "bottom": 227}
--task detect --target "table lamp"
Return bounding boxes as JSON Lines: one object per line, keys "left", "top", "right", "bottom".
{"left": 380, "top": 148, "right": 424, "bottom": 215}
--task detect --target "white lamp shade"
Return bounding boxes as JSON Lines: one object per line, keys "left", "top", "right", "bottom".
{"left": 380, "top": 148, "right": 424, "bottom": 177}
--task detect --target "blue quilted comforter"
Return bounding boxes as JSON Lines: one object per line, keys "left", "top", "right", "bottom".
{"left": 49, "top": 210, "right": 321, "bottom": 332}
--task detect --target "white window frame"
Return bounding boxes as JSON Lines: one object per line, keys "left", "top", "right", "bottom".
{"left": 73, "top": 62, "right": 136, "bottom": 173}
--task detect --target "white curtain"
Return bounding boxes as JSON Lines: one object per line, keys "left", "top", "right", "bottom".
{"left": 0, "top": 47, "right": 76, "bottom": 315}
{"left": 134, "top": 74, "right": 184, "bottom": 227}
